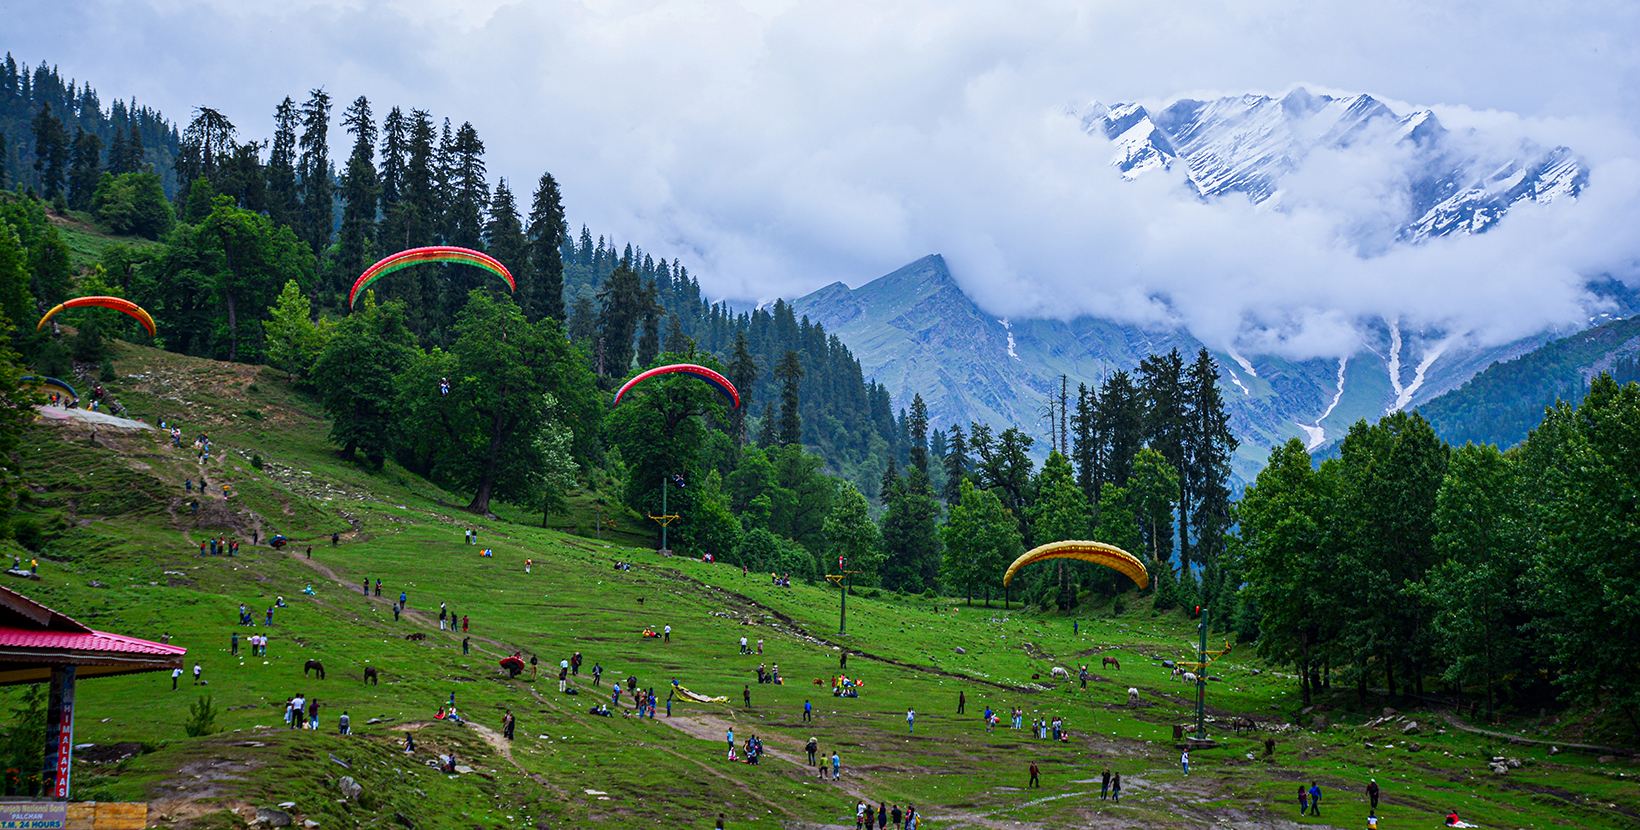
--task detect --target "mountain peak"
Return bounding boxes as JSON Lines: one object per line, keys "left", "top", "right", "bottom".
{"left": 1082, "top": 88, "right": 1585, "bottom": 243}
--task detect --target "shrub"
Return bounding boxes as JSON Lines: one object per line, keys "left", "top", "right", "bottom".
{"left": 11, "top": 519, "right": 42, "bottom": 552}
{"left": 99, "top": 360, "right": 116, "bottom": 382}
{"left": 183, "top": 694, "right": 217, "bottom": 737}
{"left": 243, "top": 409, "right": 264, "bottom": 421}
{"left": 250, "top": 454, "right": 264, "bottom": 470}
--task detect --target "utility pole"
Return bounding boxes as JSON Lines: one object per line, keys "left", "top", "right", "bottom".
{"left": 648, "top": 476, "right": 678, "bottom": 554}
{"left": 825, "top": 557, "right": 858, "bottom": 636}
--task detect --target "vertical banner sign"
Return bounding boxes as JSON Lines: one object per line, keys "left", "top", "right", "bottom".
{"left": 41, "top": 666, "right": 75, "bottom": 800}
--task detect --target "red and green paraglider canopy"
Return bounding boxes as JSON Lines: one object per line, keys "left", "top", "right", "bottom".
{"left": 36, "top": 296, "right": 156, "bottom": 337}
{"left": 348, "top": 246, "right": 516, "bottom": 308}
{"left": 613, "top": 364, "right": 740, "bottom": 409}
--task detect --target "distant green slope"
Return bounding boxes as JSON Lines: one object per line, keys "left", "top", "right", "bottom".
{"left": 1417, "top": 315, "right": 1640, "bottom": 449}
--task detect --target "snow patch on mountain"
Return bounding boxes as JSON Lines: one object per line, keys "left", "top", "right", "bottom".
{"left": 1301, "top": 357, "right": 1349, "bottom": 450}
{"left": 1227, "top": 348, "right": 1258, "bottom": 378}
{"left": 999, "top": 319, "right": 1018, "bottom": 359}
{"left": 1076, "top": 88, "right": 1586, "bottom": 246}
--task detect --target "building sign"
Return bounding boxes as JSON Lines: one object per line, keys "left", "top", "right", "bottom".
{"left": 42, "top": 666, "right": 75, "bottom": 800}
{"left": 0, "top": 802, "right": 67, "bottom": 829}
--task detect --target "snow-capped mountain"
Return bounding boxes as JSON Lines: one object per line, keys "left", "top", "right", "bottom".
{"left": 1079, "top": 88, "right": 1587, "bottom": 242}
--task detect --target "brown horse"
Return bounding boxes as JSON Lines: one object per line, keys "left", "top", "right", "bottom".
{"left": 363, "top": 666, "right": 378, "bottom": 685}
{"left": 303, "top": 659, "right": 325, "bottom": 679}
{"left": 1101, "top": 656, "right": 1121, "bottom": 671}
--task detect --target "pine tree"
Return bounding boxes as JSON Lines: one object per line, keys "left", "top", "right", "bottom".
{"left": 906, "top": 394, "right": 929, "bottom": 473}
{"left": 727, "top": 331, "right": 757, "bottom": 444}
{"left": 594, "top": 263, "right": 645, "bottom": 376}
{"left": 484, "top": 179, "right": 527, "bottom": 301}
{"left": 941, "top": 423, "right": 968, "bottom": 504}
{"left": 336, "top": 96, "right": 379, "bottom": 288}
{"left": 662, "top": 313, "right": 688, "bottom": 354}
{"left": 1098, "top": 370, "right": 1144, "bottom": 488}
{"left": 1139, "top": 350, "right": 1190, "bottom": 562}
{"left": 265, "top": 97, "right": 301, "bottom": 231}
{"left": 66, "top": 128, "right": 102, "bottom": 210}
{"left": 445, "top": 122, "right": 487, "bottom": 250}
{"left": 1071, "top": 382, "right": 1101, "bottom": 502}
{"left": 636, "top": 305, "right": 660, "bottom": 368}
{"left": 297, "top": 89, "right": 333, "bottom": 257}
{"left": 30, "top": 102, "right": 69, "bottom": 200}
{"left": 524, "top": 171, "right": 566, "bottom": 323}
{"left": 775, "top": 350, "right": 804, "bottom": 447}
{"left": 1185, "top": 348, "right": 1238, "bottom": 567}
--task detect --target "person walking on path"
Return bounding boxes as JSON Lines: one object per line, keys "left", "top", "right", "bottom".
{"left": 462, "top": 637, "right": 470, "bottom": 655}
{"left": 230, "top": 632, "right": 238, "bottom": 655}
{"left": 1111, "top": 772, "right": 1121, "bottom": 803}
{"left": 743, "top": 685, "right": 752, "bottom": 709}
{"left": 806, "top": 737, "right": 818, "bottom": 764}
{"left": 906, "top": 707, "right": 915, "bottom": 733}
{"left": 1028, "top": 761, "right": 1041, "bottom": 788}
{"left": 726, "top": 727, "right": 734, "bottom": 753}
{"left": 663, "top": 624, "right": 670, "bottom": 642}
{"left": 890, "top": 806, "right": 901, "bottom": 828}
{"left": 171, "top": 667, "right": 182, "bottom": 690}
{"left": 503, "top": 710, "right": 515, "bottom": 740}
{"left": 1298, "top": 784, "right": 1309, "bottom": 815}
{"left": 1100, "top": 767, "right": 1111, "bottom": 799}
{"left": 1181, "top": 749, "right": 1189, "bottom": 776}
{"left": 831, "top": 750, "right": 841, "bottom": 780}
{"left": 1308, "top": 781, "right": 1322, "bottom": 816}
{"left": 400, "top": 590, "right": 407, "bottom": 607}
{"left": 363, "top": 578, "right": 370, "bottom": 596}
{"left": 375, "top": 579, "right": 381, "bottom": 596}
{"left": 957, "top": 690, "right": 965, "bottom": 714}
{"left": 1366, "top": 779, "right": 1379, "bottom": 815}
{"left": 803, "top": 699, "right": 812, "bottom": 722}
{"left": 192, "top": 662, "right": 203, "bottom": 684}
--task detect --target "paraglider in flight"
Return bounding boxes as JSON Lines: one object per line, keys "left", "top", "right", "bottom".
{"left": 612, "top": 363, "right": 740, "bottom": 409}
{"left": 36, "top": 296, "right": 156, "bottom": 337}
{"left": 1003, "top": 540, "right": 1150, "bottom": 590}
{"left": 348, "top": 246, "right": 515, "bottom": 309}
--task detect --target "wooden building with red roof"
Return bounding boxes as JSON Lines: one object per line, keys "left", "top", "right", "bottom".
{"left": 0, "top": 584, "right": 184, "bottom": 799}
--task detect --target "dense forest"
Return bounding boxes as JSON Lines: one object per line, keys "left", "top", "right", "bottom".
{"left": 1416, "top": 315, "right": 1640, "bottom": 450}
{"left": 1, "top": 53, "right": 1637, "bottom": 732}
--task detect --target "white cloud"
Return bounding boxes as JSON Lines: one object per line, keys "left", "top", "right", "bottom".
{"left": 11, "top": 0, "right": 1640, "bottom": 356}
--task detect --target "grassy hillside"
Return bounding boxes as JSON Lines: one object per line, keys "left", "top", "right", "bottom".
{"left": 1417, "top": 316, "right": 1640, "bottom": 450}
{"left": 5, "top": 339, "right": 1635, "bottom": 830}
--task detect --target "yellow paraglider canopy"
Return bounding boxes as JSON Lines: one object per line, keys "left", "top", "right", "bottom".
{"left": 1003, "top": 540, "right": 1150, "bottom": 589}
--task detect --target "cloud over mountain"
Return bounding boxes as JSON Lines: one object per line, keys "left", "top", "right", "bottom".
{"left": 12, "top": 1, "right": 1640, "bottom": 358}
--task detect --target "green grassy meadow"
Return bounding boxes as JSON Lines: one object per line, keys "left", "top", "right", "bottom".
{"left": 3, "top": 340, "right": 1634, "bottom": 829}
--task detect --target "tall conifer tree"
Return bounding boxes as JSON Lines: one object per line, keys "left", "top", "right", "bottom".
{"left": 524, "top": 171, "right": 566, "bottom": 323}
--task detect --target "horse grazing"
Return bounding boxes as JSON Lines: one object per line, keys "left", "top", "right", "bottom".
{"left": 363, "top": 666, "right": 378, "bottom": 686}
{"left": 1101, "top": 656, "right": 1121, "bottom": 671}
{"left": 1231, "top": 716, "right": 1258, "bottom": 735}
{"left": 303, "top": 660, "right": 326, "bottom": 679}
{"left": 405, "top": 632, "right": 427, "bottom": 641}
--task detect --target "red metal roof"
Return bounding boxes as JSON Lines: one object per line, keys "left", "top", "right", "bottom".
{"left": 0, "top": 627, "right": 186, "bottom": 656}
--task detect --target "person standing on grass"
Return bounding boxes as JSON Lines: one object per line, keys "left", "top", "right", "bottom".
{"left": 803, "top": 699, "right": 812, "bottom": 722}
{"left": 831, "top": 750, "right": 840, "bottom": 780}
{"left": 715, "top": 814, "right": 725, "bottom": 830}
{"left": 1100, "top": 766, "right": 1110, "bottom": 799}
{"left": 503, "top": 710, "right": 514, "bottom": 740}
{"left": 1028, "top": 761, "right": 1041, "bottom": 788}
{"left": 1308, "top": 781, "right": 1321, "bottom": 816}
{"left": 193, "top": 662, "right": 203, "bottom": 684}
{"left": 1366, "top": 778, "right": 1379, "bottom": 815}
{"left": 743, "top": 685, "right": 752, "bottom": 709}
{"left": 400, "top": 590, "right": 407, "bottom": 607}
{"left": 664, "top": 623, "right": 670, "bottom": 642}
{"left": 957, "top": 690, "right": 965, "bottom": 714}
{"left": 171, "top": 667, "right": 182, "bottom": 690}
{"left": 230, "top": 632, "right": 238, "bottom": 655}
{"left": 462, "top": 636, "right": 470, "bottom": 655}
{"left": 363, "top": 578, "right": 369, "bottom": 596}
{"left": 338, "top": 711, "right": 350, "bottom": 735}
{"left": 1111, "top": 772, "right": 1121, "bottom": 803}
{"left": 906, "top": 707, "right": 915, "bottom": 733}
{"left": 890, "top": 806, "right": 901, "bottom": 828}
{"left": 1298, "top": 784, "right": 1308, "bottom": 815}
{"left": 393, "top": 604, "right": 400, "bottom": 622}
{"left": 1181, "top": 749, "right": 1189, "bottom": 776}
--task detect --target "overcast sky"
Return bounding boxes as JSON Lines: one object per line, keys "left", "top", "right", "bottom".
{"left": 9, "top": 0, "right": 1640, "bottom": 356}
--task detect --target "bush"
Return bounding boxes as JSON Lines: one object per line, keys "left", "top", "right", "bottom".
{"left": 1111, "top": 595, "right": 1127, "bottom": 616}
{"left": 11, "top": 519, "right": 42, "bottom": 552}
{"left": 99, "top": 360, "right": 116, "bottom": 382}
{"left": 183, "top": 694, "right": 217, "bottom": 737}
{"left": 250, "top": 454, "right": 264, "bottom": 470}
{"left": 243, "top": 409, "right": 264, "bottom": 421}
